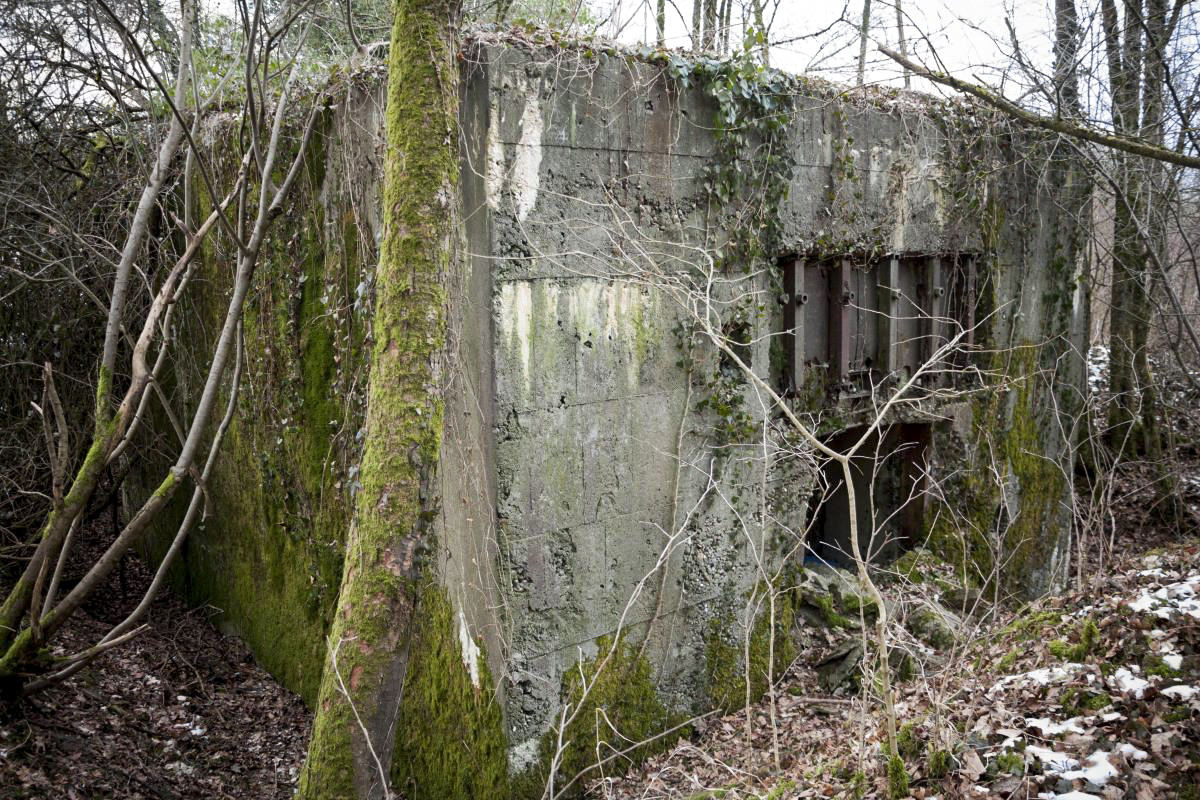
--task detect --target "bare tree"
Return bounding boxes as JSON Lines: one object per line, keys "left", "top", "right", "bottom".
{"left": 857, "top": 0, "right": 871, "bottom": 85}
{"left": 0, "top": 0, "right": 328, "bottom": 693}
{"left": 880, "top": 0, "right": 1199, "bottom": 489}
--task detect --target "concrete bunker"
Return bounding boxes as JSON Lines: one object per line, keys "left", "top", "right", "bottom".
{"left": 128, "top": 34, "right": 1087, "bottom": 794}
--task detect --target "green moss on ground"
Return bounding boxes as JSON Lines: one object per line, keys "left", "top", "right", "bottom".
{"left": 1143, "top": 652, "right": 1183, "bottom": 679}
{"left": 886, "top": 754, "right": 910, "bottom": 799}
{"left": 927, "top": 749, "right": 952, "bottom": 779}
{"left": 896, "top": 722, "right": 923, "bottom": 760}
{"left": 991, "top": 751, "right": 1023, "bottom": 776}
{"left": 1060, "top": 688, "right": 1112, "bottom": 716}
{"left": 1048, "top": 617, "right": 1099, "bottom": 662}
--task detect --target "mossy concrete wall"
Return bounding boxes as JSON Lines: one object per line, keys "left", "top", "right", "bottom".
{"left": 131, "top": 34, "right": 1086, "bottom": 791}
{"left": 128, "top": 81, "right": 384, "bottom": 705}
{"left": 466, "top": 40, "right": 1085, "bottom": 771}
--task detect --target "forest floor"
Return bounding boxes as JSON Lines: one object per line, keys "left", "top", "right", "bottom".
{"left": 0, "top": 512, "right": 311, "bottom": 800}
{"left": 0, "top": 488, "right": 1195, "bottom": 800}
{"left": 596, "top": 471, "right": 1200, "bottom": 800}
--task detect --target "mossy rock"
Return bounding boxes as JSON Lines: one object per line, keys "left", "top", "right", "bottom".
{"left": 794, "top": 565, "right": 874, "bottom": 630}
{"left": 891, "top": 548, "right": 947, "bottom": 584}
{"left": 815, "top": 639, "right": 864, "bottom": 692}
{"left": 907, "top": 608, "right": 959, "bottom": 651}
{"left": 799, "top": 590, "right": 857, "bottom": 629}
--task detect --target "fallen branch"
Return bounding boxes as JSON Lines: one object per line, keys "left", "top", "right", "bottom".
{"left": 877, "top": 45, "right": 1200, "bottom": 170}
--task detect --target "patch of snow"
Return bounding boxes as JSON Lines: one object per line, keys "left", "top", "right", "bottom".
{"left": 1060, "top": 750, "right": 1119, "bottom": 786}
{"left": 1087, "top": 345, "right": 1109, "bottom": 393}
{"left": 992, "top": 663, "right": 1084, "bottom": 694}
{"left": 1110, "top": 666, "right": 1151, "bottom": 699}
{"left": 1026, "top": 744, "right": 1079, "bottom": 772}
{"left": 1117, "top": 742, "right": 1148, "bottom": 761}
{"left": 1163, "top": 653, "right": 1183, "bottom": 671}
{"left": 1129, "top": 594, "right": 1157, "bottom": 613}
{"left": 1161, "top": 684, "right": 1198, "bottom": 701}
{"left": 1038, "top": 793, "right": 1103, "bottom": 800}
{"left": 1026, "top": 716, "right": 1088, "bottom": 736}
{"left": 1100, "top": 712, "right": 1125, "bottom": 723}
{"left": 1127, "top": 574, "right": 1200, "bottom": 620}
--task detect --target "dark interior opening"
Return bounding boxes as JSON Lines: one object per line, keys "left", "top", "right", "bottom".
{"left": 805, "top": 423, "right": 932, "bottom": 568}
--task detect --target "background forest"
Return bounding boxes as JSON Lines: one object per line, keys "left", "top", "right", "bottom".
{"left": 0, "top": 0, "right": 1197, "bottom": 798}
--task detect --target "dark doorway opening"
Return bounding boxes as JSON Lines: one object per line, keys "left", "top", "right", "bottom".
{"left": 805, "top": 423, "right": 931, "bottom": 567}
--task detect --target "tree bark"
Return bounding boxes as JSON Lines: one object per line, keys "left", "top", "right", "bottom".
{"left": 857, "top": 0, "right": 872, "bottom": 86}
{"left": 296, "top": 0, "right": 461, "bottom": 796}
{"left": 702, "top": 0, "right": 717, "bottom": 50}
{"left": 1102, "top": 0, "right": 1164, "bottom": 455}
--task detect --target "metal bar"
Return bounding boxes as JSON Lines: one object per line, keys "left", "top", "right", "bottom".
{"left": 829, "top": 258, "right": 853, "bottom": 386}
{"left": 880, "top": 255, "right": 900, "bottom": 379}
{"left": 921, "top": 256, "right": 943, "bottom": 366}
{"left": 782, "top": 257, "right": 805, "bottom": 393}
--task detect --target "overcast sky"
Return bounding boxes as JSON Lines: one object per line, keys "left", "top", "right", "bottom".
{"left": 591, "top": 0, "right": 1061, "bottom": 97}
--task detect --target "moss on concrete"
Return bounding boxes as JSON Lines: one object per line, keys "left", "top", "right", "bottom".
{"left": 528, "top": 633, "right": 680, "bottom": 797}
{"left": 123, "top": 114, "right": 365, "bottom": 704}
{"left": 391, "top": 584, "right": 509, "bottom": 799}
{"left": 924, "top": 344, "right": 1067, "bottom": 598}
{"left": 705, "top": 588, "right": 797, "bottom": 712}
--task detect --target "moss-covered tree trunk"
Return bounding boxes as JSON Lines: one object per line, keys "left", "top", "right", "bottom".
{"left": 296, "top": 0, "right": 462, "bottom": 796}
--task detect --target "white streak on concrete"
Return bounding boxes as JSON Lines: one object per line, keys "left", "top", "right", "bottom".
{"left": 498, "top": 281, "right": 533, "bottom": 400}
{"left": 512, "top": 90, "right": 543, "bottom": 221}
{"left": 457, "top": 609, "right": 481, "bottom": 688}
{"left": 486, "top": 94, "right": 506, "bottom": 212}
